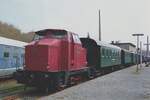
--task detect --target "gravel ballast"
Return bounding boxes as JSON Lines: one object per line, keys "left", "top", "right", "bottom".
{"left": 41, "top": 64, "right": 150, "bottom": 100}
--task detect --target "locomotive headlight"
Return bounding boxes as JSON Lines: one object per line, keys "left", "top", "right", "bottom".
{"left": 30, "top": 74, "right": 34, "bottom": 78}
{"left": 44, "top": 74, "right": 49, "bottom": 78}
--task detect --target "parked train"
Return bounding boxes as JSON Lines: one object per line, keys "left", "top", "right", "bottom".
{"left": 14, "top": 29, "right": 148, "bottom": 92}
{"left": 0, "top": 36, "right": 27, "bottom": 78}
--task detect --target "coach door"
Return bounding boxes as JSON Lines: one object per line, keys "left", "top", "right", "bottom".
{"left": 13, "top": 48, "right": 20, "bottom": 70}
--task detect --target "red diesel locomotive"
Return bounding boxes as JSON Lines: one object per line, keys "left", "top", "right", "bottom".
{"left": 14, "top": 29, "right": 89, "bottom": 92}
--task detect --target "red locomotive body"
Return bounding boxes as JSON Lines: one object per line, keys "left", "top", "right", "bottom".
{"left": 26, "top": 29, "right": 87, "bottom": 72}
{"left": 14, "top": 29, "right": 88, "bottom": 91}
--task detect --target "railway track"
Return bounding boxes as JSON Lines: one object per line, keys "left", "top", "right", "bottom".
{"left": 0, "top": 84, "right": 36, "bottom": 100}
{"left": 0, "top": 79, "right": 26, "bottom": 99}
{"left": 0, "top": 85, "right": 24, "bottom": 99}
{"left": 0, "top": 66, "right": 130, "bottom": 99}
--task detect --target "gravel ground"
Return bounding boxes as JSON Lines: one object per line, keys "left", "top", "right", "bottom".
{"left": 41, "top": 64, "right": 150, "bottom": 100}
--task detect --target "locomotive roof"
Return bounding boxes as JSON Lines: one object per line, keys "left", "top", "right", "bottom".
{"left": 96, "top": 40, "right": 121, "bottom": 50}
{"left": 0, "top": 36, "right": 27, "bottom": 48}
{"left": 35, "top": 29, "right": 67, "bottom": 35}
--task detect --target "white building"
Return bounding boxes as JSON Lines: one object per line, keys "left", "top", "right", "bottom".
{"left": 112, "top": 42, "right": 136, "bottom": 53}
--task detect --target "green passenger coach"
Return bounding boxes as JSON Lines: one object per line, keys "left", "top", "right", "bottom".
{"left": 121, "top": 49, "right": 133, "bottom": 66}
{"left": 80, "top": 38, "right": 122, "bottom": 70}
{"left": 97, "top": 41, "right": 122, "bottom": 69}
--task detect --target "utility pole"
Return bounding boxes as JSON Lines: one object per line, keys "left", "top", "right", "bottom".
{"left": 87, "top": 32, "right": 90, "bottom": 38}
{"left": 132, "top": 33, "right": 144, "bottom": 72}
{"left": 99, "top": 10, "right": 101, "bottom": 41}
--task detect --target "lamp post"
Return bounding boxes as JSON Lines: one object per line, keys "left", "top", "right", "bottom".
{"left": 140, "top": 41, "right": 142, "bottom": 68}
{"left": 144, "top": 36, "right": 150, "bottom": 57}
{"left": 144, "top": 36, "right": 150, "bottom": 65}
{"left": 132, "top": 33, "right": 144, "bottom": 72}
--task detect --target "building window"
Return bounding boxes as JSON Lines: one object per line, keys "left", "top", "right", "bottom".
{"left": 4, "top": 52, "right": 9, "bottom": 58}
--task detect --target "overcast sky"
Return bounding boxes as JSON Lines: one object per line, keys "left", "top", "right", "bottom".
{"left": 0, "top": 0, "right": 149, "bottom": 49}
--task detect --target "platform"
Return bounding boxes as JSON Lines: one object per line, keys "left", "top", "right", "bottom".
{"left": 41, "top": 64, "right": 150, "bottom": 100}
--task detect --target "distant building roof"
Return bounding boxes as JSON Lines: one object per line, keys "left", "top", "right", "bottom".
{"left": 112, "top": 43, "right": 136, "bottom": 47}
{"left": 0, "top": 36, "right": 28, "bottom": 47}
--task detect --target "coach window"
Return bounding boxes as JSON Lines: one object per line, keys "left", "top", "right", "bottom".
{"left": 113, "top": 51, "right": 115, "bottom": 57}
{"left": 107, "top": 49, "right": 109, "bottom": 57}
{"left": 104, "top": 49, "right": 106, "bottom": 57}
{"left": 103, "top": 49, "right": 105, "bottom": 55}
{"left": 102, "top": 48, "right": 104, "bottom": 57}
{"left": 107, "top": 49, "right": 109, "bottom": 56}
{"left": 109, "top": 50, "right": 111, "bottom": 56}
{"left": 119, "top": 52, "right": 120, "bottom": 57}
{"left": 109, "top": 50, "right": 111, "bottom": 58}
{"left": 118, "top": 52, "right": 120, "bottom": 57}
{"left": 4, "top": 52, "right": 9, "bottom": 58}
{"left": 107, "top": 49, "right": 109, "bottom": 58}
{"left": 102, "top": 49, "right": 104, "bottom": 57}
{"left": 116, "top": 52, "right": 118, "bottom": 57}
{"left": 116, "top": 51, "right": 117, "bottom": 57}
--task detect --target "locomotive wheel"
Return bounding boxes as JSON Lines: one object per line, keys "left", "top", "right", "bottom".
{"left": 45, "top": 80, "right": 55, "bottom": 93}
{"left": 55, "top": 76, "right": 66, "bottom": 91}
{"left": 45, "top": 75, "right": 65, "bottom": 93}
{"left": 88, "top": 68, "right": 96, "bottom": 79}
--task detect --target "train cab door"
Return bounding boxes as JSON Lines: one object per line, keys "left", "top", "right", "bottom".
{"left": 71, "top": 33, "right": 85, "bottom": 70}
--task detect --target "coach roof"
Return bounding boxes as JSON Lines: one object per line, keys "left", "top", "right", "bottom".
{"left": 0, "top": 36, "right": 27, "bottom": 47}
{"left": 96, "top": 40, "right": 121, "bottom": 50}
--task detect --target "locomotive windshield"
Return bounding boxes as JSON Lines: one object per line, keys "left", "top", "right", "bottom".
{"left": 33, "top": 30, "right": 67, "bottom": 40}
{"left": 33, "top": 34, "right": 44, "bottom": 40}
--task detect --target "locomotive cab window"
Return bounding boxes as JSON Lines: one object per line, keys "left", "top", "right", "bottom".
{"left": 49, "top": 31, "right": 67, "bottom": 39}
{"left": 33, "top": 34, "right": 44, "bottom": 40}
{"left": 33, "top": 30, "right": 67, "bottom": 40}
{"left": 72, "top": 34, "right": 81, "bottom": 44}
